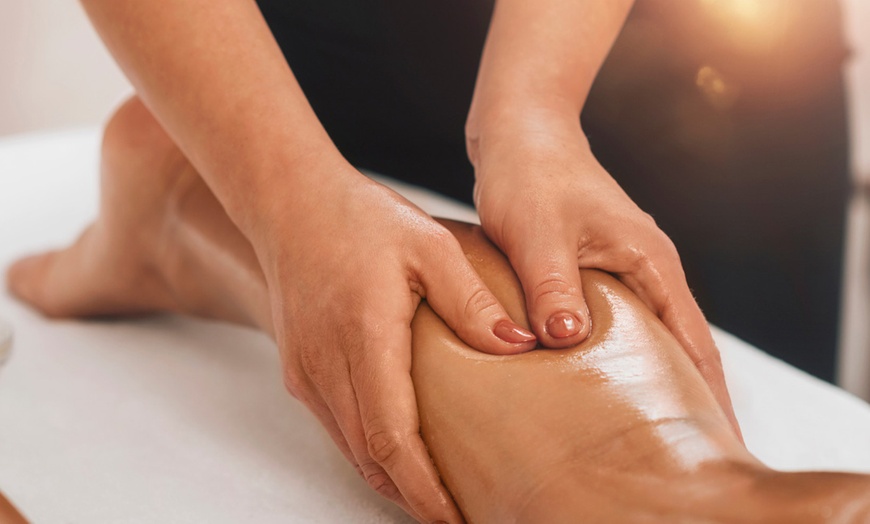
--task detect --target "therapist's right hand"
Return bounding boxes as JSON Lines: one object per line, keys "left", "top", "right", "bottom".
{"left": 255, "top": 161, "right": 536, "bottom": 523}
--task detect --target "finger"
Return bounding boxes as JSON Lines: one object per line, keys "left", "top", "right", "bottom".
{"left": 418, "top": 235, "right": 536, "bottom": 355}
{"left": 661, "top": 287, "right": 744, "bottom": 443}
{"left": 283, "top": 369, "right": 359, "bottom": 465}
{"left": 621, "top": 256, "right": 743, "bottom": 442}
{"left": 319, "top": 378, "right": 424, "bottom": 521}
{"left": 305, "top": 393, "right": 359, "bottom": 466}
{"left": 292, "top": 344, "right": 419, "bottom": 516}
{"left": 507, "top": 234, "right": 591, "bottom": 348}
{"left": 350, "top": 324, "right": 465, "bottom": 524}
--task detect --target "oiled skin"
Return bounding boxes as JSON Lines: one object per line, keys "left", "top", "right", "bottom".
{"left": 11, "top": 142, "right": 870, "bottom": 522}
{"left": 413, "top": 221, "right": 870, "bottom": 523}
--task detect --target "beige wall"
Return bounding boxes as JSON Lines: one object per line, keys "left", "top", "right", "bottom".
{"left": 0, "top": 0, "right": 867, "bottom": 144}
{"left": 1, "top": 0, "right": 870, "bottom": 392}
{"left": 0, "top": 0, "right": 131, "bottom": 136}
{"left": 844, "top": 0, "right": 870, "bottom": 179}
{"left": 839, "top": 0, "right": 870, "bottom": 397}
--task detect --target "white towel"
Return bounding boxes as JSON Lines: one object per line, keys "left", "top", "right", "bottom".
{"left": 1, "top": 129, "right": 869, "bottom": 523}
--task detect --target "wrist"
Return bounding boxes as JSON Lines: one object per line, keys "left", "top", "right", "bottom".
{"left": 232, "top": 145, "right": 357, "bottom": 252}
{"left": 466, "top": 105, "right": 591, "bottom": 179}
{"left": 465, "top": 103, "right": 586, "bottom": 170}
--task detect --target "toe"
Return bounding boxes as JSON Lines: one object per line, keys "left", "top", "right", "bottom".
{"left": 6, "top": 252, "right": 58, "bottom": 313}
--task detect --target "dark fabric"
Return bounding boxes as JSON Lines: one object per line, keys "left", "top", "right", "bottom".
{"left": 255, "top": 0, "right": 493, "bottom": 203}
{"left": 583, "top": 1, "right": 850, "bottom": 382}
{"left": 255, "top": 0, "right": 850, "bottom": 382}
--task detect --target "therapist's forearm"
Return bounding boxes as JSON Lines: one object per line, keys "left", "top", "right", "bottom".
{"left": 79, "top": 0, "right": 342, "bottom": 239}
{"left": 466, "top": 0, "right": 634, "bottom": 161}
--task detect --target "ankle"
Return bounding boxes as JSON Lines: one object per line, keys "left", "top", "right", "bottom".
{"left": 150, "top": 169, "right": 209, "bottom": 317}
{"left": 155, "top": 167, "right": 273, "bottom": 332}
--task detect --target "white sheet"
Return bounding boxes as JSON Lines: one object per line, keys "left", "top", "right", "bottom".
{"left": 2, "top": 128, "right": 870, "bottom": 523}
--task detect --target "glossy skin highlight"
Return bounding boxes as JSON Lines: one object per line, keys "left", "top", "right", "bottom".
{"left": 414, "top": 222, "right": 742, "bottom": 522}
{"left": 413, "top": 221, "right": 870, "bottom": 523}
{"left": 70, "top": 0, "right": 738, "bottom": 515}
{"left": 8, "top": 107, "right": 870, "bottom": 522}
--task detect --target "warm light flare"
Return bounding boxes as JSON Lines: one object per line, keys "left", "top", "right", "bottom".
{"left": 701, "top": 0, "right": 781, "bottom": 23}
{"left": 696, "top": 65, "right": 739, "bottom": 109}
{"left": 711, "top": 0, "right": 772, "bottom": 23}
{"left": 700, "top": 0, "right": 792, "bottom": 51}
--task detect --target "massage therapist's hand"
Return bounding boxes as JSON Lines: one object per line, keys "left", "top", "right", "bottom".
{"left": 257, "top": 160, "right": 535, "bottom": 523}
{"left": 469, "top": 116, "right": 742, "bottom": 436}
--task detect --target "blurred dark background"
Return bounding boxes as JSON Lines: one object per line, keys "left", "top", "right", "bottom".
{"left": 259, "top": 0, "right": 851, "bottom": 382}
{"left": 583, "top": 0, "right": 849, "bottom": 382}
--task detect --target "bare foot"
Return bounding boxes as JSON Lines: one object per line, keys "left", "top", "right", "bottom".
{"left": 6, "top": 97, "right": 185, "bottom": 318}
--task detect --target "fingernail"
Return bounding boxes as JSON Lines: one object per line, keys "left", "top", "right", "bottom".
{"left": 546, "top": 312, "right": 581, "bottom": 339}
{"left": 493, "top": 320, "right": 536, "bottom": 344}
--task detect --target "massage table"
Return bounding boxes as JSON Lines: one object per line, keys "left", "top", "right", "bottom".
{"left": 2, "top": 128, "right": 870, "bottom": 523}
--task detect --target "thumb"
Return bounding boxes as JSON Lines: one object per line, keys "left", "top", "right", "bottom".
{"left": 418, "top": 240, "right": 536, "bottom": 355}
{"left": 510, "top": 242, "right": 591, "bottom": 348}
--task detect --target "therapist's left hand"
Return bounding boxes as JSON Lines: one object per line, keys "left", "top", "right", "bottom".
{"left": 469, "top": 113, "right": 742, "bottom": 438}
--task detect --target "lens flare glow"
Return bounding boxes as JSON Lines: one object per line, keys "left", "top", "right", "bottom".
{"left": 696, "top": 65, "right": 739, "bottom": 109}
{"left": 700, "top": 0, "right": 791, "bottom": 51}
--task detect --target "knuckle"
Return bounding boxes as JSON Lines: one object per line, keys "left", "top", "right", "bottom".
{"left": 531, "top": 277, "right": 581, "bottom": 305}
{"left": 298, "top": 346, "right": 329, "bottom": 385}
{"left": 693, "top": 349, "right": 724, "bottom": 377}
{"left": 281, "top": 366, "right": 306, "bottom": 401}
{"left": 636, "top": 218, "right": 679, "bottom": 260}
{"left": 640, "top": 211, "right": 659, "bottom": 227}
{"left": 625, "top": 240, "right": 684, "bottom": 288}
{"left": 625, "top": 214, "right": 680, "bottom": 262}
{"left": 406, "top": 492, "right": 447, "bottom": 521}
{"left": 363, "top": 467, "right": 401, "bottom": 500}
{"left": 654, "top": 232, "right": 680, "bottom": 262}
{"left": 366, "top": 428, "right": 406, "bottom": 467}
{"left": 363, "top": 458, "right": 444, "bottom": 518}
{"left": 298, "top": 343, "right": 353, "bottom": 398}
{"left": 427, "top": 223, "right": 454, "bottom": 243}
{"left": 623, "top": 243, "right": 654, "bottom": 274}
{"left": 463, "top": 287, "right": 501, "bottom": 320}
{"left": 658, "top": 293, "right": 678, "bottom": 318}
{"left": 419, "top": 223, "right": 456, "bottom": 252}
{"left": 421, "top": 224, "right": 470, "bottom": 265}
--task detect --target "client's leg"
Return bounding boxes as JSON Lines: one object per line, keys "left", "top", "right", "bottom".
{"left": 8, "top": 98, "right": 870, "bottom": 523}
{"left": 7, "top": 98, "right": 272, "bottom": 334}
{"left": 412, "top": 222, "right": 870, "bottom": 523}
